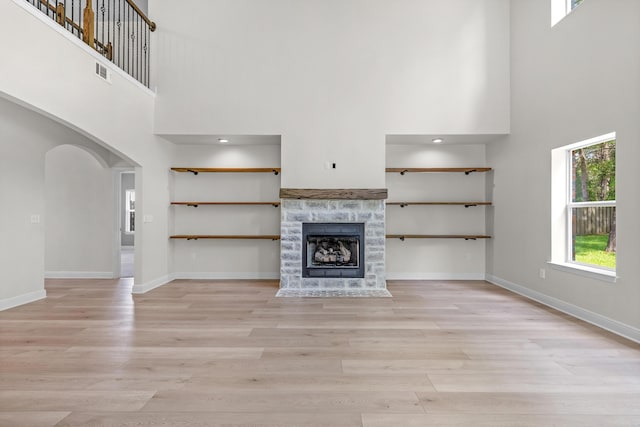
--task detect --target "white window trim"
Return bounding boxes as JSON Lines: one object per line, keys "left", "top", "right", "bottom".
{"left": 550, "top": 132, "right": 616, "bottom": 282}
{"left": 547, "top": 261, "right": 617, "bottom": 283}
{"left": 551, "top": 0, "right": 583, "bottom": 26}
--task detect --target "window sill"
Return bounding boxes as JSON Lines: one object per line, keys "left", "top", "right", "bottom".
{"left": 547, "top": 261, "right": 618, "bottom": 283}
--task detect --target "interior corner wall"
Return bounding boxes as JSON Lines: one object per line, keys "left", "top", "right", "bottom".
{"left": 151, "top": 0, "right": 510, "bottom": 189}
{"left": 0, "top": 99, "right": 56, "bottom": 305}
{"left": 45, "top": 145, "right": 115, "bottom": 277}
{"left": 487, "top": 0, "right": 640, "bottom": 332}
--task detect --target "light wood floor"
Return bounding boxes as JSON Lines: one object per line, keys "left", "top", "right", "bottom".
{"left": 1, "top": 279, "right": 639, "bottom": 427}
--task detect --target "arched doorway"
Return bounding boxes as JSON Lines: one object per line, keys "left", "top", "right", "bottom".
{"left": 45, "top": 144, "right": 134, "bottom": 279}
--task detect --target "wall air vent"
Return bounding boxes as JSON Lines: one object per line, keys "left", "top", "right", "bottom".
{"left": 95, "top": 62, "right": 111, "bottom": 83}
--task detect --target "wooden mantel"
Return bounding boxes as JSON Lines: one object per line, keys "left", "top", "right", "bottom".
{"left": 279, "top": 188, "right": 388, "bottom": 200}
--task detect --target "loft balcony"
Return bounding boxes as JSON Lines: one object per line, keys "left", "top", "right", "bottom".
{"left": 24, "top": 0, "right": 155, "bottom": 88}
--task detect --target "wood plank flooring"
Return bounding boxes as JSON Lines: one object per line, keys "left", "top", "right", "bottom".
{"left": 1, "top": 279, "right": 639, "bottom": 426}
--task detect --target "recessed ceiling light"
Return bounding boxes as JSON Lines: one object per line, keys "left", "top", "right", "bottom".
{"left": 432, "top": 138, "right": 444, "bottom": 144}
{"left": 218, "top": 138, "right": 229, "bottom": 143}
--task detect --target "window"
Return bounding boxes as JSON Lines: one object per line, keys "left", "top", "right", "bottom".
{"left": 568, "top": 139, "right": 615, "bottom": 270}
{"left": 551, "top": 133, "right": 616, "bottom": 278}
{"left": 551, "top": 0, "right": 585, "bottom": 26}
{"left": 125, "top": 189, "right": 135, "bottom": 233}
{"left": 569, "top": 0, "right": 584, "bottom": 11}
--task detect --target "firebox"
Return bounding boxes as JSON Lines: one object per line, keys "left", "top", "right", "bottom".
{"left": 302, "top": 223, "right": 365, "bottom": 278}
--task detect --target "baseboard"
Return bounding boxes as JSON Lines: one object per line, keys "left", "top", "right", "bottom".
{"left": 173, "top": 272, "right": 280, "bottom": 280}
{"left": 45, "top": 271, "right": 114, "bottom": 279}
{"left": 131, "top": 274, "right": 174, "bottom": 294}
{"left": 486, "top": 274, "right": 640, "bottom": 344}
{"left": 0, "top": 289, "right": 47, "bottom": 311}
{"left": 387, "top": 272, "right": 486, "bottom": 281}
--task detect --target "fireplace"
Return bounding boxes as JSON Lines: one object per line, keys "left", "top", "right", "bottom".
{"left": 302, "top": 223, "right": 365, "bottom": 278}
{"left": 277, "top": 189, "right": 390, "bottom": 296}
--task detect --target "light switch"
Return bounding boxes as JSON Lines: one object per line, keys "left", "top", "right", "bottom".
{"left": 30, "top": 215, "right": 41, "bottom": 224}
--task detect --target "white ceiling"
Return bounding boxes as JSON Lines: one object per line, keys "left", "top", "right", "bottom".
{"left": 159, "top": 133, "right": 508, "bottom": 146}
{"left": 386, "top": 134, "right": 508, "bottom": 145}
{"left": 158, "top": 134, "right": 281, "bottom": 146}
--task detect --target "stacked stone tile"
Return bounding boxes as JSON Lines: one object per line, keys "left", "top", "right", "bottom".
{"left": 279, "top": 199, "right": 387, "bottom": 294}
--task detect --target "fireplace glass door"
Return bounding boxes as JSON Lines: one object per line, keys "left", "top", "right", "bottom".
{"left": 302, "top": 223, "right": 365, "bottom": 278}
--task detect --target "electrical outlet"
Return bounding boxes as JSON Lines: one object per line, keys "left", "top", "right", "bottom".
{"left": 539, "top": 268, "right": 546, "bottom": 279}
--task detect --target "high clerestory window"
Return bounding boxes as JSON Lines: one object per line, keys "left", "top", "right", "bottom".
{"left": 551, "top": 133, "right": 616, "bottom": 281}
{"left": 551, "top": 0, "right": 585, "bottom": 26}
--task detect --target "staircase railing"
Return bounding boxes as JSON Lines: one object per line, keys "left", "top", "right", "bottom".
{"left": 26, "top": 0, "right": 156, "bottom": 88}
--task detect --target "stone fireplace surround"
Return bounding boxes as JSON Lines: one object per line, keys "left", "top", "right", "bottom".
{"left": 277, "top": 188, "right": 391, "bottom": 297}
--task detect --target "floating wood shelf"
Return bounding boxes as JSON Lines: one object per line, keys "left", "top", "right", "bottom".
{"left": 386, "top": 167, "right": 492, "bottom": 175}
{"left": 171, "top": 202, "right": 280, "bottom": 208}
{"left": 170, "top": 235, "right": 281, "bottom": 241}
{"left": 280, "top": 188, "right": 388, "bottom": 200}
{"left": 386, "top": 234, "right": 491, "bottom": 241}
{"left": 387, "top": 201, "right": 491, "bottom": 208}
{"left": 171, "top": 167, "right": 281, "bottom": 175}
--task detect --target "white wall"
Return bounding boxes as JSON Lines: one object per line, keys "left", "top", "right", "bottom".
{"left": 170, "top": 144, "right": 281, "bottom": 278}
{"left": 151, "top": 0, "right": 510, "bottom": 189}
{"left": 0, "top": 99, "right": 54, "bottom": 307}
{"left": 487, "top": 0, "right": 640, "bottom": 335}
{"left": 386, "top": 144, "right": 488, "bottom": 279}
{"left": 0, "top": 0, "right": 173, "bottom": 299}
{"left": 45, "top": 145, "right": 114, "bottom": 277}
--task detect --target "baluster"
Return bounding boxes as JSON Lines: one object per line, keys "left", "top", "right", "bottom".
{"left": 71, "top": 0, "right": 75, "bottom": 35}
{"left": 145, "top": 24, "right": 149, "bottom": 87}
{"left": 100, "top": 0, "right": 105, "bottom": 55}
{"left": 76, "top": 0, "right": 80, "bottom": 38}
{"left": 137, "top": 13, "right": 140, "bottom": 81}
{"left": 126, "top": 3, "right": 130, "bottom": 75}
{"left": 108, "top": 0, "right": 113, "bottom": 59}
{"left": 117, "top": 0, "right": 121, "bottom": 68}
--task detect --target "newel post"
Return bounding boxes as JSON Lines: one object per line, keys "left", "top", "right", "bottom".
{"left": 82, "top": 0, "right": 95, "bottom": 48}
{"left": 55, "top": 3, "right": 65, "bottom": 26}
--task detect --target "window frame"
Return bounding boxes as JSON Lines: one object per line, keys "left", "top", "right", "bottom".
{"left": 549, "top": 132, "right": 617, "bottom": 282}
{"left": 551, "top": 0, "right": 584, "bottom": 26}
